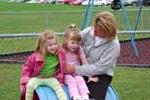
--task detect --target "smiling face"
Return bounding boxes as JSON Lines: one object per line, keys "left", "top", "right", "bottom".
{"left": 67, "top": 39, "right": 80, "bottom": 52}
{"left": 46, "top": 38, "right": 58, "bottom": 54}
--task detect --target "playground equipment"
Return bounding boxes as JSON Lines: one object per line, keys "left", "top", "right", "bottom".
{"left": 36, "top": 85, "right": 119, "bottom": 100}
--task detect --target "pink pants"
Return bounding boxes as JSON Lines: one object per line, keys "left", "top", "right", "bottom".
{"left": 65, "top": 74, "right": 90, "bottom": 98}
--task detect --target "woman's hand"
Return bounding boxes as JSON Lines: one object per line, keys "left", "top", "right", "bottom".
{"left": 87, "top": 76, "right": 99, "bottom": 83}
{"left": 64, "top": 64, "right": 76, "bottom": 74}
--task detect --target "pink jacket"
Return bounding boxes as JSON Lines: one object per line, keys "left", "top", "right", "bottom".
{"left": 20, "top": 50, "right": 65, "bottom": 94}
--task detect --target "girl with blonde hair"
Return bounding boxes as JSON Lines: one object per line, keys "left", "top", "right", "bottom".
{"left": 62, "top": 24, "right": 90, "bottom": 100}
{"left": 20, "top": 30, "right": 67, "bottom": 100}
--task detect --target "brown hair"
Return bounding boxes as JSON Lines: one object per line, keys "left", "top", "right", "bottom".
{"left": 62, "top": 24, "right": 81, "bottom": 51}
{"left": 94, "top": 11, "right": 117, "bottom": 38}
{"left": 35, "top": 30, "right": 56, "bottom": 58}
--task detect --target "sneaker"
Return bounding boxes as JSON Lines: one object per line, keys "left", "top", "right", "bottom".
{"left": 81, "top": 95, "right": 89, "bottom": 100}
{"left": 73, "top": 96, "right": 82, "bottom": 100}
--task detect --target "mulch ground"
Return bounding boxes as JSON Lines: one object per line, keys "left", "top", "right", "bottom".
{"left": 0, "top": 38, "right": 150, "bottom": 67}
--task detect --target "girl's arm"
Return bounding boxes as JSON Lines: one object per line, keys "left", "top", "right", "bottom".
{"left": 20, "top": 55, "right": 34, "bottom": 93}
{"left": 55, "top": 48, "right": 66, "bottom": 85}
{"left": 79, "top": 47, "right": 88, "bottom": 64}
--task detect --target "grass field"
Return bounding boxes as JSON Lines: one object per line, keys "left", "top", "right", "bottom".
{"left": 0, "top": 64, "right": 150, "bottom": 100}
{"left": 0, "top": 2, "right": 150, "bottom": 33}
{"left": 113, "top": 66, "right": 150, "bottom": 100}
{"left": 0, "top": 2, "right": 150, "bottom": 100}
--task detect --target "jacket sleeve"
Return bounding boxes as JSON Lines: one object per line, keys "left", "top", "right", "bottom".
{"left": 55, "top": 49, "right": 65, "bottom": 85}
{"left": 55, "top": 64, "right": 64, "bottom": 85}
{"left": 20, "top": 55, "right": 34, "bottom": 93}
{"left": 76, "top": 43, "right": 120, "bottom": 76}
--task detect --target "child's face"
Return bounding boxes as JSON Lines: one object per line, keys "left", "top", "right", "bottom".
{"left": 67, "top": 39, "right": 80, "bottom": 52}
{"left": 46, "top": 39, "right": 58, "bottom": 54}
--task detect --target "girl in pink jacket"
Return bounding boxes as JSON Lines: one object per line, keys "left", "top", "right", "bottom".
{"left": 20, "top": 30, "right": 67, "bottom": 100}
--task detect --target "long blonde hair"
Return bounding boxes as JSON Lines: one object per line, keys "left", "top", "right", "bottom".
{"left": 35, "top": 30, "right": 56, "bottom": 58}
{"left": 94, "top": 11, "right": 117, "bottom": 39}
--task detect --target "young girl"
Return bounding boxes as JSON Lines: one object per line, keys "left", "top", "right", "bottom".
{"left": 20, "top": 30, "right": 67, "bottom": 100}
{"left": 62, "top": 24, "right": 91, "bottom": 100}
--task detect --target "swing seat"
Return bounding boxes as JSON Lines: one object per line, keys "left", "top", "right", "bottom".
{"left": 36, "top": 85, "right": 119, "bottom": 100}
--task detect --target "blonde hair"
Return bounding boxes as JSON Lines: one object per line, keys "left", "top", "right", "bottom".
{"left": 35, "top": 30, "right": 56, "bottom": 58}
{"left": 94, "top": 11, "right": 117, "bottom": 38}
{"left": 62, "top": 24, "right": 81, "bottom": 51}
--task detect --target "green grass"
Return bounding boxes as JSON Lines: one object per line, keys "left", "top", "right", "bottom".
{"left": 113, "top": 67, "right": 150, "bottom": 100}
{"left": 0, "top": 64, "right": 21, "bottom": 100}
{"left": 0, "top": 64, "right": 150, "bottom": 100}
{"left": 0, "top": 37, "right": 37, "bottom": 54}
{"left": 0, "top": 2, "right": 85, "bottom": 12}
{"left": 0, "top": 3, "right": 84, "bottom": 33}
{"left": 0, "top": 2, "right": 110, "bottom": 33}
{"left": 0, "top": 2, "right": 150, "bottom": 33}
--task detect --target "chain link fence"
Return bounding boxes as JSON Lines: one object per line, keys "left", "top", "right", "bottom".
{"left": 0, "top": 9, "right": 150, "bottom": 66}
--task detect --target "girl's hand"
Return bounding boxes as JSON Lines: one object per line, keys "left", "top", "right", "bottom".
{"left": 64, "top": 64, "right": 75, "bottom": 74}
{"left": 55, "top": 46, "right": 60, "bottom": 55}
{"left": 21, "top": 85, "right": 26, "bottom": 93}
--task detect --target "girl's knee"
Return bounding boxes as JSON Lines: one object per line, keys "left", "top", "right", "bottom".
{"left": 27, "top": 79, "right": 38, "bottom": 89}
{"left": 26, "top": 82, "right": 34, "bottom": 90}
{"left": 65, "top": 75, "right": 76, "bottom": 83}
{"left": 75, "top": 76, "right": 84, "bottom": 82}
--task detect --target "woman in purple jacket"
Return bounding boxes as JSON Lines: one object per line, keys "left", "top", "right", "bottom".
{"left": 20, "top": 30, "right": 67, "bottom": 100}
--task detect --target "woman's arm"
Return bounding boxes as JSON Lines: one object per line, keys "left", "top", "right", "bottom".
{"left": 64, "top": 42, "right": 120, "bottom": 76}
{"left": 76, "top": 42, "right": 120, "bottom": 76}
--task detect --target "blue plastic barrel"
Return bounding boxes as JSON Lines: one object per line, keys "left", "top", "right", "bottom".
{"left": 36, "top": 85, "right": 119, "bottom": 100}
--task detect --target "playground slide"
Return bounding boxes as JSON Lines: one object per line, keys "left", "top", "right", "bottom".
{"left": 36, "top": 85, "right": 119, "bottom": 100}
{"left": 36, "top": 85, "right": 70, "bottom": 100}
{"left": 105, "top": 85, "right": 119, "bottom": 100}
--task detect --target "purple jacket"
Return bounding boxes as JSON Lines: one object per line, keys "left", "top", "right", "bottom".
{"left": 20, "top": 50, "right": 65, "bottom": 95}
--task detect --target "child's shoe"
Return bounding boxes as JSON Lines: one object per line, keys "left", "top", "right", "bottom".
{"left": 73, "top": 95, "right": 82, "bottom": 100}
{"left": 81, "top": 94, "right": 89, "bottom": 100}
